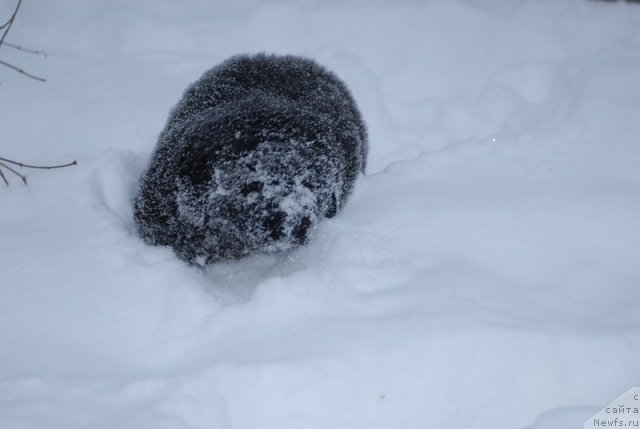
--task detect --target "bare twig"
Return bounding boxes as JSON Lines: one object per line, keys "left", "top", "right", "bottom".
{"left": 2, "top": 41, "right": 46, "bottom": 57}
{"left": 0, "top": 2, "right": 66, "bottom": 188}
{"left": 0, "top": 157, "right": 77, "bottom": 170}
{"left": 0, "top": 0, "right": 22, "bottom": 46}
{"left": 0, "top": 157, "right": 77, "bottom": 186}
{"left": 0, "top": 168, "right": 8, "bottom": 186}
{"left": 1, "top": 0, "right": 45, "bottom": 83}
{"left": 0, "top": 161, "right": 28, "bottom": 185}
{"left": 0, "top": 59, "right": 45, "bottom": 82}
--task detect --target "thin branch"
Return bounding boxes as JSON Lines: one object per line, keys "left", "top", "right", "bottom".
{"left": 0, "top": 17, "right": 11, "bottom": 31}
{"left": 0, "top": 0, "right": 22, "bottom": 47}
{"left": 0, "top": 157, "right": 77, "bottom": 186}
{"left": 0, "top": 59, "right": 45, "bottom": 82}
{"left": 0, "top": 157, "right": 76, "bottom": 170}
{"left": 0, "top": 1, "right": 46, "bottom": 84}
{"left": 0, "top": 168, "right": 8, "bottom": 186}
{"left": 2, "top": 41, "right": 46, "bottom": 57}
{"left": 0, "top": 161, "right": 28, "bottom": 184}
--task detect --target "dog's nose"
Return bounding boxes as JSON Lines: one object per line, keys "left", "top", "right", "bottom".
{"left": 292, "top": 216, "right": 311, "bottom": 244}
{"left": 263, "top": 210, "right": 286, "bottom": 240}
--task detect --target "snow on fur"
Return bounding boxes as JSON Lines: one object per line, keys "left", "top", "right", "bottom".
{"left": 134, "top": 54, "right": 368, "bottom": 264}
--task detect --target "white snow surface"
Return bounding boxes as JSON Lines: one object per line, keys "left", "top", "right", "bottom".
{"left": 1, "top": 0, "right": 640, "bottom": 428}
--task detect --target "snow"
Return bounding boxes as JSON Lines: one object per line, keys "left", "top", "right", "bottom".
{"left": 1, "top": 0, "right": 639, "bottom": 428}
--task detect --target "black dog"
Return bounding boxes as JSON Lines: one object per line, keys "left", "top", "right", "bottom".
{"left": 134, "top": 54, "right": 368, "bottom": 264}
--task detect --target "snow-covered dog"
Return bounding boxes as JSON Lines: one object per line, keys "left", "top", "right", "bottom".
{"left": 134, "top": 54, "right": 368, "bottom": 264}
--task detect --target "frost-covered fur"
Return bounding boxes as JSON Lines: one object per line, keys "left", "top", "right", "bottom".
{"left": 134, "top": 54, "right": 368, "bottom": 264}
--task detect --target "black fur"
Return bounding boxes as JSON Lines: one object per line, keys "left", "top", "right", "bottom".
{"left": 134, "top": 54, "right": 367, "bottom": 264}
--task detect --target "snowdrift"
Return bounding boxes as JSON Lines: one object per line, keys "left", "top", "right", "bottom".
{"left": 1, "top": 1, "right": 639, "bottom": 428}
